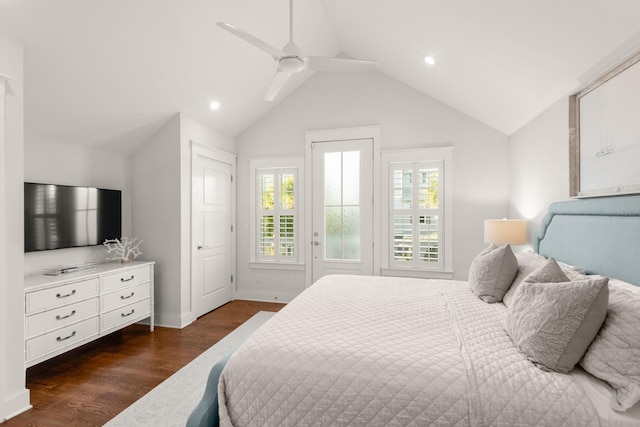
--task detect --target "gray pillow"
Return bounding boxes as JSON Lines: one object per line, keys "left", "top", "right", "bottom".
{"left": 580, "top": 278, "right": 640, "bottom": 411}
{"left": 524, "top": 256, "right": 569, "bottom": 283}
{"left": 468, "top": 244, "right": 518, "bottom": 303}
{"left": 503, "top": 251, "right": 587, "bottom": 308}
{"left": 503, "top": 251, "right": 548, "bottom": 307}
{"left": 503, "top": 259, "right": 609, "bottom": 373}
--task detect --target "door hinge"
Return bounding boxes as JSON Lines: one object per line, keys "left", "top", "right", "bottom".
{"left": 231, "top": 275, "right": 234, "bottom": 283}
{"left": 231, "top": 224, "right": 234, "bottom": 232}
{"left": 230, "top": 174, "right": 233, "bottom": 182}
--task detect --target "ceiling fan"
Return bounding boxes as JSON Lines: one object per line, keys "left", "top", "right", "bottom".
{"left": 217, "top": 0, "right": 377, "bottom": 102}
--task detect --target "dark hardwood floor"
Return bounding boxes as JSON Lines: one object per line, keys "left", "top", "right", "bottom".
{"left": 5, "top": 300, "right": 285, "bottom": 427}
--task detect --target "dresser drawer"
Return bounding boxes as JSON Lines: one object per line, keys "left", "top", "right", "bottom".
{"left": 26, "top": 278, "right": 99, "bottom": 314}
{"left": 102, "top": 298, "right": 151, "bottom": 333}
{"left": 25, "top": 298, "right": 99, "bottom": 339}
{"left": 26, "top": 316, "right": 100, "bottom": 362}
{"left": 101, "top": 266, "right": 151, "bottom": 293}
{"left": 101, "top": 282, "right": 151, "bottom": 312}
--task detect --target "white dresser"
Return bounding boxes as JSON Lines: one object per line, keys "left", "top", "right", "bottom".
{"left": 24, "top": 261, "right": 154, "bottom": 368}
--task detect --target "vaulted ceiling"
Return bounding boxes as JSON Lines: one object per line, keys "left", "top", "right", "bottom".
{"left": 1, "top": 0, "right": 640, "bottom": 151}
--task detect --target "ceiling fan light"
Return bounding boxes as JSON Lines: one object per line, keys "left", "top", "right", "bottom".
{"left": 279, "top": 56, "right": 305, "bottom": 73}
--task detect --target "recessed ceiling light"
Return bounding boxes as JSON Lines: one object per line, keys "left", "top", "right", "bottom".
{"left": 209, "top": 100, "right": 221, "bottom": 110}
{"left": 424, "top": 56, "right": 436, "bottom": 66}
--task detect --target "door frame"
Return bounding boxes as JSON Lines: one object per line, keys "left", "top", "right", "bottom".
{"left": 304, "top": 126, "right": 381, "bottom": 287}
{"left": 190, "top": 142, "right": 237, "bottom": 318}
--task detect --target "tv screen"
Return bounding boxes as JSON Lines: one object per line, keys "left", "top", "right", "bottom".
{"left": 24, "top": 182, "right": 122, "bottom": 252}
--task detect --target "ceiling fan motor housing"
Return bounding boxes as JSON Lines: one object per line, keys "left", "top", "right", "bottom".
{"left": 279, "top": 56, "right": 305, "bottom": 73}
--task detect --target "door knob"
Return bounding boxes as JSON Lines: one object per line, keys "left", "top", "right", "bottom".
{"left": 313, "top": 241, "right": 320, "bottom": 246}
{"left": 197, "top": 245, "right": 203, "bottom": 250}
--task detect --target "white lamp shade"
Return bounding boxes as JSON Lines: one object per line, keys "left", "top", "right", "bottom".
{"left": 484, "top": 219, "right": 527, "bottom": 245}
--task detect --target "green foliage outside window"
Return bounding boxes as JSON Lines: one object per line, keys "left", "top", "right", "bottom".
{"left": 260, "top": 174, "right": 294, "bottom": 210}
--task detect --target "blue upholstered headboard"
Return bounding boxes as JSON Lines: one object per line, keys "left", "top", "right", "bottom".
{"left": 535, "top": 195, "right": 640, "bottom": 286}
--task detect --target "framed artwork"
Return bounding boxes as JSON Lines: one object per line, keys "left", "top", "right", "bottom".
{"left": 570, "top": 51, "right": 640, "bottom": 197}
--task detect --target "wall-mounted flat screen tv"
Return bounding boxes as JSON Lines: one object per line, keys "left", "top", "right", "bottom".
{"left": 24, "top": 182, "right": 122, "bottom": 252}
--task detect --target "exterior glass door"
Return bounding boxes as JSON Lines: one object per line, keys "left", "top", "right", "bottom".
{"left": 312, "top": 139, "right": 373, "bottom": 282}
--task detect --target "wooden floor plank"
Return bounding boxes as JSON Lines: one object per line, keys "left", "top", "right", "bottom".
{"left": 5, "top": 300, "right": 285, "bottom": 426}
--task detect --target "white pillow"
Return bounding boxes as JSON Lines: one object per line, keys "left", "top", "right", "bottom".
{"left": 580, "top": 278, "right": 640, "bottom": 411}
{"left": 557, "top": 260, "right": 586, "bottom": 280}
{"left": 468, "top": 244, "right": 518, "bottom": 303}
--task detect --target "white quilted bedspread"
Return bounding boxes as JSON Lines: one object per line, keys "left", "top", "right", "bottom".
{"left": 218, "top": 275, "right": 600, "bottom": 426}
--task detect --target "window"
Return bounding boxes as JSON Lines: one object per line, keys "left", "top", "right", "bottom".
{"left": 381, "top": 148, "right": 453, "bottom": 277}
{"left": 257, "top": 170, "right": 296, "bottom": 260}
{"left": 250, "top": 158, "right": 304, "bottom": 266}
{"left": 390, "top": 162, "right": 442, "bottom": 269}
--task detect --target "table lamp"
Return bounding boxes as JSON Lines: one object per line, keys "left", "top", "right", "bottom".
{"left": 484, "top": 219, "right": 527, "bottom": 245}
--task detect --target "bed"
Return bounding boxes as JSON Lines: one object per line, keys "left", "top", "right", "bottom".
{"left": 187, "top": 195, "right": 640, "bottom": 426}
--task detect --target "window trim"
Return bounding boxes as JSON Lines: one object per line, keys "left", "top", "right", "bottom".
{"left": 249, "top": 156, "right": 304, "bottom": 267}
{"left": 381, "top": 147, "right": 453, "bottom": 277}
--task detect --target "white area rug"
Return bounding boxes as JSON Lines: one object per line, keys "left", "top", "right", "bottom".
{"left": 105, "top": 311, "right": 275, "bottom": 427}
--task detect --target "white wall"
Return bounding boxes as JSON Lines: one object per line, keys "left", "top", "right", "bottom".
{"left": 23, "top": 135, "right": 132, "bottom": 276}
{"left": 236, "top": 70, "right": 510, "bottom": 301}
{"left": 131, "top": 114, "right": 182, "bottom": 327}
{"left": 131, "top": 113, "right": 236, "bottom": 328}
{"left": 508, "top": 97, "right": 571, "bottom": 245}
{"left": 0, "top": 35, "right": 30, "bottom": 422}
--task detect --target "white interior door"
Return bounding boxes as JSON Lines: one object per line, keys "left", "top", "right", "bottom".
{"left": 312, "top": 139, "right": 374, "bottom": 282}
{"left": 192, "top": 147, "right": 235, "bottom": 318}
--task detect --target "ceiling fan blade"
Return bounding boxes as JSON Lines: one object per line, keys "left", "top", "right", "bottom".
{"left": 305, "top": 57, "right": 377, "bottom": 72}
{"left": 264, "top": 71, "right": 292, "bottom": 102}
{"left": 217, "top": 22, "right": 285, "bottom": 60}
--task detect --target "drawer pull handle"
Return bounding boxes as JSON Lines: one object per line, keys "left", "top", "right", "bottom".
{"left": 121, "top": 275, "right": 135, "bottom": 282}
{"left": 56, "top": 331, "right": 76, "bottom": 342}
{"left": 121, "top": 292, "right": 135, "bottom": 300}
{"left": 121, "top": 309, "right": 135, "bottom": 318}
{"left": 56, "top": 310, "right": 76, "bottom": 320}
{"left": 56, "top": 290, "right": 77, "bottom": 299}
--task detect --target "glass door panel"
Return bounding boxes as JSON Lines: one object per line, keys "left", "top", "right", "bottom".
{"left": 323, "top": 150, "right": 361, "bottom": 261}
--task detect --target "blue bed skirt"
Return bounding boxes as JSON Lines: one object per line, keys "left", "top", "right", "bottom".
{"left": 186, "top": 349, "right": 235, "bottom": 427}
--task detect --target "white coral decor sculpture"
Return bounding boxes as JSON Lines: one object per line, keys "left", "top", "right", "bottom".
{"left": 103, "top": 237, "right": 143, "bottom": 262}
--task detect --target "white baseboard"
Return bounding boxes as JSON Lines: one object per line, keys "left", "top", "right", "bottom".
{"left": 234, "top": 290, "right": 297, "bottom": 303}
{"left": 152, "top": 313, "right": 182, "bottom": 329}
{"left": 179, "top": 312, "right": 196, "bottom": 328}
{"left": 2, "top": 388, "right": 31, "bottom": 422}
{"left": 150, "top": 311, "right": 196, "bottom": 329}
